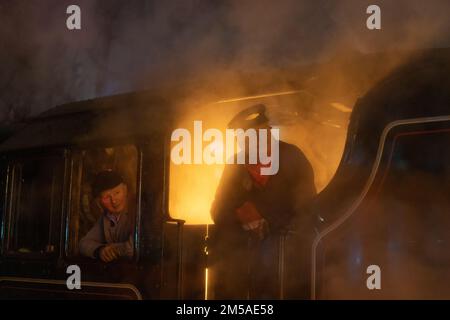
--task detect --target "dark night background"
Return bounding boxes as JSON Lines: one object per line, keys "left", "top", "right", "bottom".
{"left": 1, "top": 0, "right": 450, "bottom": 123}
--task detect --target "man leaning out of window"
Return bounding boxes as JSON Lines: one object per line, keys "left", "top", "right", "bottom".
{"left": 79, "top": 170, "right": 134, "bottom": 262}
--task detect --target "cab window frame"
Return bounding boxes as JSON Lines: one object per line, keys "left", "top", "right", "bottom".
{"left": 1, "top": 149, "right": 66, "bottom": 260}
{"left": 65, "top": 142, "right": 143, "bottom": 263}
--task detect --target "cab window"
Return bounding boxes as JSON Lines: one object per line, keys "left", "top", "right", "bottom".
{"left": 68, "top": 145, "right": 139, "bottom": 257}
{"left": 5, "top": 156, "right": 64, "bottom": 255}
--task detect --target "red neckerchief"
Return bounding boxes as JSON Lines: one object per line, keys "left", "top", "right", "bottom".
{"left": 235, "top": 163, "right": 270, "bottom": 226}
{"left": 245, "top": 140, "right": 273, "bottom": 187}
{"left": 245, "top": 163, "right": 271, "bottom": 188}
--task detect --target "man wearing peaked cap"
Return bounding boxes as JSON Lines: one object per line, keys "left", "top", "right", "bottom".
{"left": 227, "top": 103, "right": 270, "bottom": 129}
{"left": 79, "top": 170, "right": 134, "bottom": 262}
{"left": 210, "top": 103, "right": 317, "bottom": 299}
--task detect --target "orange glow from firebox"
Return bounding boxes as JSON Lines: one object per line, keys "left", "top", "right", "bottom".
{"left": 168, "top": 99, "right": 243, "bottom": 225}
{"left": 168, "top": 91, "right": 350, "bottom": 225}
{"left": 169, "top": 161, "right": 224, "bottom": 225}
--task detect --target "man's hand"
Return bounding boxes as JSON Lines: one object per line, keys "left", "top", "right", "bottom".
{"left": 236, "top": 201, "right": 269, "bottom": 240}
{"left": 99, "top": 244, "right": 119, "bottom": 263}
{"left": 254, "top": 218, "right": 269, "bottom": 240}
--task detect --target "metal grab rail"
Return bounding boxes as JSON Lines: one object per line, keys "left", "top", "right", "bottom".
{"left": 278, "top": 231, "right": 287, "bottom": 299}
{"left": 246, "top": 228, "right": 291, "bottom": 299}
{"left": 165, "top": 218, "right": 185, "bottom": 299}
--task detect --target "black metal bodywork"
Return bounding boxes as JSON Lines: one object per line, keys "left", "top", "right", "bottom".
{"left": 312, "top": 48, "right": 450, "bottom": 299}
{"left": 0, "top": 92, "right": 190, "bottom": 299}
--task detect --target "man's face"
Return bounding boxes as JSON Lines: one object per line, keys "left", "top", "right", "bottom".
{"left": 255, "top": 123, "right": 272, "bottom": 142}
{"left": 98, "top": 183, "right": 128, "bottom": 215}
{"left": 243, "top": 123, "right": 272, "bottom": 156}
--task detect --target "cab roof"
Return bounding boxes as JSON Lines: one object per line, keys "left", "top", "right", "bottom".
{"left": 0, "top": 90, "right": 176, "bottom": 153}
{"left": 1, "top": 48, "right": 449, "bottom": 154}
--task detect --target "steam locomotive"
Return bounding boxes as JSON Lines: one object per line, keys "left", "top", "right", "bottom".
{"left": 0, "top": 48, "right": 449, "bottom": 299}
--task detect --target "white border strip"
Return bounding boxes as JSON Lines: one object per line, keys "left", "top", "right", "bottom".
{"left": 0, "top": 276, "right": 143, "bottom": 300}
{"left": 311, "top": 115, "right": 450, "bottom": 300}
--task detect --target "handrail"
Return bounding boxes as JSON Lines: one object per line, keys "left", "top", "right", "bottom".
{"left": 0, "top": 276, "right": 142, "bottom": 299}
{"left": 165, "top": 217, "right": 185, "bottom": 299}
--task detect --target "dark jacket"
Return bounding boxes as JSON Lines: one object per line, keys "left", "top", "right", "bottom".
{"left": 210, "top": 140, "right": 317, "bottom": 299}
{"left": 79, "top": 212, "right": 134, "bottom": 259}
{"left": 211, "top": 140, "right": 316, "bottom": 236}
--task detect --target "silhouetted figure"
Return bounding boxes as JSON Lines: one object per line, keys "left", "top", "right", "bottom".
{"left": 210, "top": 104, "right": 316, "bottom": 299}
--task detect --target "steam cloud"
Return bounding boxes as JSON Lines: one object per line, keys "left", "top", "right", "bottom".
{"left": 1, "top": 0, "right": 450, "bottom": 121}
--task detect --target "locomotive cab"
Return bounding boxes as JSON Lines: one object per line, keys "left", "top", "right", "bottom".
{"left": 0, "top": 93, "right": 183, "bottom": 299}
